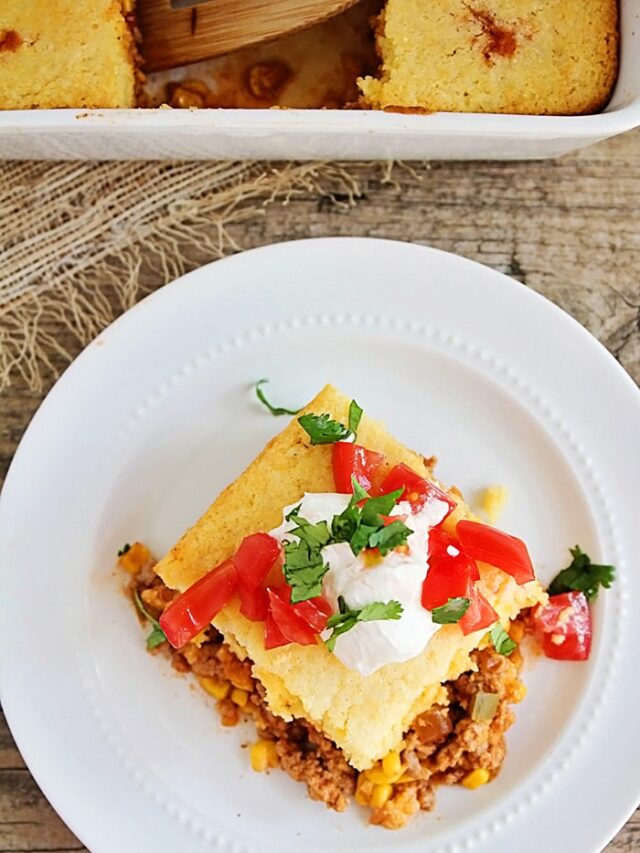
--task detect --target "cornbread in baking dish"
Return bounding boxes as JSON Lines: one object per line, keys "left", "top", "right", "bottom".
{"left": 0, "top": 1, "right": 138, "bottom": 109}
{"left": 155, "top": 385, "right": 546, "bottom": 770}
{"left": 359, "top": 0, "right": 619, "bottom": 115}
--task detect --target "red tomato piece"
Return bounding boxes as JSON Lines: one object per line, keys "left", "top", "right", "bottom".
{"left": 271, "top": 585, "right": 332, "bottom": 633}
{"left": 456, "top": 520, "right": 535, "bottom": 585}
{"left": 232, "top": 532, "right": 281, "bottom": 590}
{"left": 421, "top": 528, "right": 479, "bottom": 610}
{"left": 458, "top": 587, "right": 499, "bottom": 635}
{"left": 267, "top": 589, "right": 318, "bottom": 646}
{"left": 160, "top": 559, "right": 238, "bottom": 648}
{"left": 377, "top": 463, "right": 457, "bottom": 515}
{"left": 264, "top": 611, "right": 290, "bottom": 650}
{"left": 292, "top": 597, "right": 332, "bottom": 633}
{"left": 533, "top": 591, "right": 592, "bottom": 661}
{"left": 238, "top": 582, "right": 270, "bottom": 622}
{"left": 332, "top": 442, "right": 384, "bottom": 493}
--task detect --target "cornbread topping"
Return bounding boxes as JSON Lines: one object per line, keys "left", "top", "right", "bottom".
{"left": 270, "top": 492, "right": 450, "bottom": 675}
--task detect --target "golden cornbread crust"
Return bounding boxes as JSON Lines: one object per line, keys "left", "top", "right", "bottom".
{"left": 359, "top": 0, "right": 619, "bottom": 115}
{"left": 155, "top": 384, "right": 547, "bottom": 769}
{"left": 0, "top": 1, "right": 139, "bottom": 109}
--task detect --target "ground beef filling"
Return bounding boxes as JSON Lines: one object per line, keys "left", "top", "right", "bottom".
{"left": 129, "top": 560, "right": 527, "bottom": 830}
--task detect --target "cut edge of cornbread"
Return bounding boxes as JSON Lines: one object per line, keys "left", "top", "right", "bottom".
{"left": 155, "top": 384, "right": 547, "bottom": 769}
{"left": 358, "top": 0, "right": 619, "bottom": 116}
{"left": 0, "top": 1, "right": 141, "bottom": 110}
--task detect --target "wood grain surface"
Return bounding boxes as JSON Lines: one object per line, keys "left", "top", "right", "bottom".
{"left": 1, "top": 131, "right": 639, "bottom": 851}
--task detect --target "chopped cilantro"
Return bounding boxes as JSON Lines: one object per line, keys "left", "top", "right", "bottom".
{"left": 255, "top": 378, "right": 301, "bottom": 416}
{"left": 548, "top": 545, "right": 615, "bottom": 601}
{"left": 331, "top": 485, "right": 412, "bottom": 556}
{"left": 348, "top": 399, "right": 363, "bottom": 435}
{"left": 325, "top": 596, "right": 403, "bottom": 652}
{"left": 285, "top": 503, "right": 302, "bottom": 522}
{"left": 297, "top": 412, "right": 353, "bottom": 445}
{"left": 118, "top": 543, "right": 131, "bottom": 557}
{"left": 431, "top": 597, "right": 471, "bottom": 625}
{"left": 282, "top": 538, "right": 330, "bottom": 603}
{"left": 288, "top": 516, "right": 332, "bottom": 550}
{"left": 490, "top": 623, "right": 516, "bottom": 656}
{"left": 350, "top": 477, "right": 369, "bottom": 502}
{"left": 133, "top": 590, "right": 167, "bottom": 650}
{"left": 297, "top": 399, "right": 363, "bottom": 445}
{"left": 367, "top": 520, "right": 414, "bottom": 556}
{"left": 281, "top": 477, "right": 411, "bottom": 612}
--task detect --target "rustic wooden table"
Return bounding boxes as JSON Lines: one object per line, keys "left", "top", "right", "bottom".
{"left": 1, "top": 131, "right": 639, "bottom": 851}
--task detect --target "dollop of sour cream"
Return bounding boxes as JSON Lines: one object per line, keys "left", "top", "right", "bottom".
{"left": 269, "top": 492, "right": 450, "bottom": 676}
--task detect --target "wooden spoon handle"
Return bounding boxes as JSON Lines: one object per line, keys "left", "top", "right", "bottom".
{"left": 138, "top": 0, "right": 362, "bottom": 72}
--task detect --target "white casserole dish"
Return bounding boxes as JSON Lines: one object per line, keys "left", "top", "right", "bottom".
{"left": 0, "top": 1, "right": 638, "bottom": 161}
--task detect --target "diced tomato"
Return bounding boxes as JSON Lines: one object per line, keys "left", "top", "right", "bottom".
{"left": 271, "top": 585, "right": 332, "bottom": 633}
{"left": 456, "top": 520, "right": 535, "bottom": 585}
{"left": 376, "top": 463, "right": 457, "bottom": 515}
{"left": 160, "top": 559, "right": 238, "bottom": 648}
{"left": 533, "top": 591, "right": 592, "bottom": 661}
{"left": 267, "top": 589, "right": 318, "bottom": 646}
{"left": 238, "top": 582, "right": 269, "bottom": 622}
{"left": 264, "top": 611, "right": 290, "bottom": 650}
{"left": 292, "top": 596, "right": 332, "bottom": 633}
{"left": 421, "top": 528, "right": 479, "bottom": 610}
{"left": 458, "top": 587, "right": 499, "bottom": 635}
{"left": 332, "top": 442, "right": 384, "bottom": 493}
{"left": 232, "top": 532, "right": 281, "bottom": 589}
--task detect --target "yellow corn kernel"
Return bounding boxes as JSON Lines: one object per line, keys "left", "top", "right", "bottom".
{"left": 118, "top": 542, "right": 151, "bottom": 574}
{"left": 355, "top": 774, "right": 373, "bottom": 806}
{"left": 197, "top": 676, "right": 230, "bottom": 701}
{"left": 250, "top": 740, "right": 275, "bottom": 772}
{"left": 461, "top": 768, "right": 490, "bottom": 790}
{"left": 231, "top": 687, "right": 249, "bottom": 707}
{"left": 364, "top": 765, "right": 391, "bottom": 785}
{"left": 509, "top": 681, "right": 528, "bottom": 704}
{"left": 382, "top": 751, "right": 402, "bottom": 780}
{"left": 265, "top": 740, "right": 278, "bottom": 767}
{"left": 370, "top": 783, "right": 393, "bottom": 809}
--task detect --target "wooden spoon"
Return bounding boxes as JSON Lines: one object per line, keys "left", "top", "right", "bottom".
{"left": 138, "top": 0, "right": 362, "bottom": 72}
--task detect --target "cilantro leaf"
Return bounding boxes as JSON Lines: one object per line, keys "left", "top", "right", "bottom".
{"left": 431, "top": 597, "right": 471, "bottom": 624}
{"left": 289, "top": 516, "right": 332, "bottom": 549}
{"left": 118, "top": 543, "right": 131, "bottom": 557}
{"left": 255, "top": 379, "right": 301, "bottom": 416}
{"left": 331, "top": 504, "right": 361, "bottom": 544}
{"left": 297, "top": 412, "right": 352, "bottom": 445}
{"left": 147, "top": 625, "right": 168, "bottom": 649}
{"left": 324, "top": 598, "right": 403, "bottom": 652}
{"left": 324, "top": 615, "right": 357, "bottom": 652}
{"left": 331, "top": 483, "right": 412, "bottom": 556}
{"left": 282, "top": 538, "right": 330, "bottom": 603}
{"left": 348, "top": 399, "right": 363, "bottom": 435}
{"left": 357, "top": 600, "right": 403, "bottom": 622}
{"left": 490, "top": 623, "right": 516, "bottom": 656}
{"left": 297, "top": 399, "right": 363, "bottom": 445}
{"left": 285, "top": 503, "right": 302, "bottom": 522}
{"left": 350, "top": 476, "right": 369, "bottom": 503}
{"left": 367, "top": 520, "right": 413, "bottom": 556}
{"left": 360, "top": 489, "right": 404, "bottom": 527}
{"left": 133, "top": 590, "right": 167, "bottom": 650}
{"left": 548, "top": 545, "right": 615, "bottom": 601}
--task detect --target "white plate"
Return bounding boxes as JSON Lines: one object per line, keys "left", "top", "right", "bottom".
{"left": 1, "top": 238, "right": 639, "bottom": 853}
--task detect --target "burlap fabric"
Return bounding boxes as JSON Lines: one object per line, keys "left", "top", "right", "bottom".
{"left": 0, "top": 160, "right": 365, "bottom": 392}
